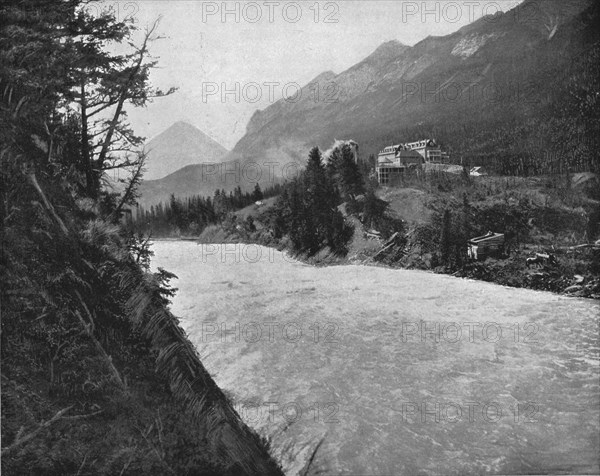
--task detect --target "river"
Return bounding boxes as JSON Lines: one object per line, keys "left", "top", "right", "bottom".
{"left": 151, "top": 240, "right": 599, "bottom": 476}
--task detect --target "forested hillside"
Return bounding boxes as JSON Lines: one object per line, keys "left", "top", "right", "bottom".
{"left": 132, "top": 183, "right": 282, "bottom": 237}
{"left": 0, "top": 2, "right": 282, "bottom": 474}
{"left": 193, "top": 141, "right": 599, "bottom": 298}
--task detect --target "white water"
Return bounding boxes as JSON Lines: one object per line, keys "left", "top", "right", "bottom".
{"left": 151, "top": 241, "right": 600, "bottom": 476}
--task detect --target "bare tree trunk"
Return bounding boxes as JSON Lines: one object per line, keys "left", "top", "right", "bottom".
{"left": 27, "top": 172, "right": 69, "bottom": 235}
{"left": 110, "top": 153, "right": 146, "bottom": 221}
{"left": 80, "top": 81, "right": 97, "bottom": 198}
{"left": 74, "top": 291, "right": 127, "bottom": 391}
{"left": 96, "top": 21, "right": 159, "bottom": 172}
{"left": 1, "top": 406, "right": 74, "bottom": 456}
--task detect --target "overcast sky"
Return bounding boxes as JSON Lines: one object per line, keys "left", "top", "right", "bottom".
{"left": 101, "top": 1, "right": 524, "bottom": 148}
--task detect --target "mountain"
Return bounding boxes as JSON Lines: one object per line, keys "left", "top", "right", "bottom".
{"left": 143, "top": 121, "right": 228, "bottom": 180}
{"left": 137, "top": 0, "right": 599, "bottom": 208}
{"left": 138, "top": 163, "right": 245, "bottom": 208}
{"left": 225, "top": 0, "right": 598, "bottom": 171}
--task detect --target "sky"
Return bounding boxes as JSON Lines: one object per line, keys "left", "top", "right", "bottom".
{"left": 98, "top": 1, "right": 524, "bottom": 149}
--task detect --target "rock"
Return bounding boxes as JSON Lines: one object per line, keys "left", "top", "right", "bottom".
{"left": 564, "top": 285, "right": 583, "bottom": 294}
{"left": 573, "top": 275, "right": 585, "bottom": 284}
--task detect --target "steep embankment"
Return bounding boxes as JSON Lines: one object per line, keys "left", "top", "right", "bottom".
{"left": 1, "top": 172, "right": 282, "bottom": 475}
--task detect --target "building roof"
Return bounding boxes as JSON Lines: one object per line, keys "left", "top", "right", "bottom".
{"left": 377, "top": 157, "right": 394, "bottom": 164}
{"left": 379, "top": 144, "right": 402, "bottom": 154}
{"left": 378, "top": 146, "right": 423, "bottom": 160}
{"left": 404, "top": 139, "right": 438, "bottom": 150}
{"left": 468, "top": 232, "right": 504, "bottom": 244}
{"left": 396, "top": 150, "right": 423, "bottom": 159}
{"left": 379, "top": 139, "right": 441, "bottom": 155}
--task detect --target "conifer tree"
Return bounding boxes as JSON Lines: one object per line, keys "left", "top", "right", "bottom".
{"left": 327, "top": 144, "right": 364, "bottom": 201}
{"left": 252, "top": 183, "right": 264, "bottom": 202}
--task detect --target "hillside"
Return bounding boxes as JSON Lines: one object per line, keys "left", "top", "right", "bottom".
{"left": 143, "top": 121, "right": 228, "bottom": 180}
{"left": 194, "top": 171, "right": 600, "bottom": 299}
{"left": 137, "top": 160, "right": 267, "bottom": 209}
{"left": 225, "top": 0, "right": 597, "bottom": 173}
{"left": 1, "top": 3, "right": 282, "bottom": 474}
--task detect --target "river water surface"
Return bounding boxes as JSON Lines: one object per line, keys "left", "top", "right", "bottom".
{"left": 151, "top": 241, "right": 599, "bottom": 476}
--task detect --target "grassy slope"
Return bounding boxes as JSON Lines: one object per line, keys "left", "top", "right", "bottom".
{"left": 375, "top": 173, "right": 600, "bottom": 297}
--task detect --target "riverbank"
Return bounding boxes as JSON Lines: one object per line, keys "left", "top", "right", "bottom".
{"left": 184, "top": 232, "right": 600, "bottom": 300}
{"left": 180, "top": 173, "right": 600, "bottom": 300}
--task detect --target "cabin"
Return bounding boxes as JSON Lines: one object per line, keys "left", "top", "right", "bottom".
{"left": 467, "top": 232, "right": 505, "bottom": 260}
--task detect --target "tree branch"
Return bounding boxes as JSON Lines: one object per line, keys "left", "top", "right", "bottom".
{"left": 1, "top": 406, "right": 74, "bottom": 456}
{"left": 74, "top": 291, "right": 127, "bottom": 390}
{"left": 27, "top": 172, "right": 70, "bottom": 236}
{"left": 110, "top": 153, "right": 146, "bottom": 220}
{"left": 96, "top": 19, "right": 160, "bottom": 170}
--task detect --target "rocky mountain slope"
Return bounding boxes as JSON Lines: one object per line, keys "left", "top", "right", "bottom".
{"left": 226, "top": 0, "right": 596, "bottom": 169}
{"left": 138, "top": 0, "right": 598, "bottom": 207}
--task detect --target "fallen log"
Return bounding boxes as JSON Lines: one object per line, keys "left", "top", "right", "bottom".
{"left": 383, "top": 232, "right": 399, "bottom": 247}
{"left": 372, "top": 241, "right": 397, "bottom": 260}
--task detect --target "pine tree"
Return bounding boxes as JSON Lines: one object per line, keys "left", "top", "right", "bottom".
{"left": 234, "top": 185, "right": 243, "bottom": 208}
{"left": 252, "top": 183, "right": 264, "bottom": 202}
{"left": 327, "top": 144, "right": 364, "bottom": 201}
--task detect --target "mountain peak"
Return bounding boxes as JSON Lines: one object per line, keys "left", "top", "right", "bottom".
{"left": 362, "top": 40, "right": 410, "bottom": 67}
{"left": 143, "top": 122, "right": 228, "bottom": 180}
{"left": 376, "top": 39, "right": 406, "bottom": 50}
{"left": 165, "top": 120, "right": 201, "bottom": 133}
{"left": 172, "top": 120, "right": 195, "bottom": 127}
{"left": 311, "top": 70, "right": 337, "bottom": 83}
{"left": 373, "top": 40, "right": 408, "bottom": 55}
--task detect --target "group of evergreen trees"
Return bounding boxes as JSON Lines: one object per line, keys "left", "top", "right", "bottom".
{"left": 131, "top": 183, "right": 281, "bottom": 236}
{"left": 131, "top": 142, "right": 369, "bottom": 253}
{"left": 264, "top": 145, "right": 365, "bottom": 255}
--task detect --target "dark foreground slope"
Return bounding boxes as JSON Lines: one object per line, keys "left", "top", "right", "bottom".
{"left": 0, "top": 172, "right": 282, "bottom": 475}
{"left": 1, "top": 2, "right": 281, "bottom": 471}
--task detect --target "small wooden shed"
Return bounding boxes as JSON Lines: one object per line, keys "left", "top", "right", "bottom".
{"left": 467, "top": 232, "right": 505, "bottom": 260}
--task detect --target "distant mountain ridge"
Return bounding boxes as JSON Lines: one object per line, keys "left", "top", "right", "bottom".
{"left": 224, "top": 0, "right": 596, "bottom": 168}
{"left": 138, "top": 162, "right": 244, "bottom": 209}
{"left": 138, "top": 0, "right": 599, "bottom": 208}
{"left": 143, "top": 121, "right": 228, "bottom": 180}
